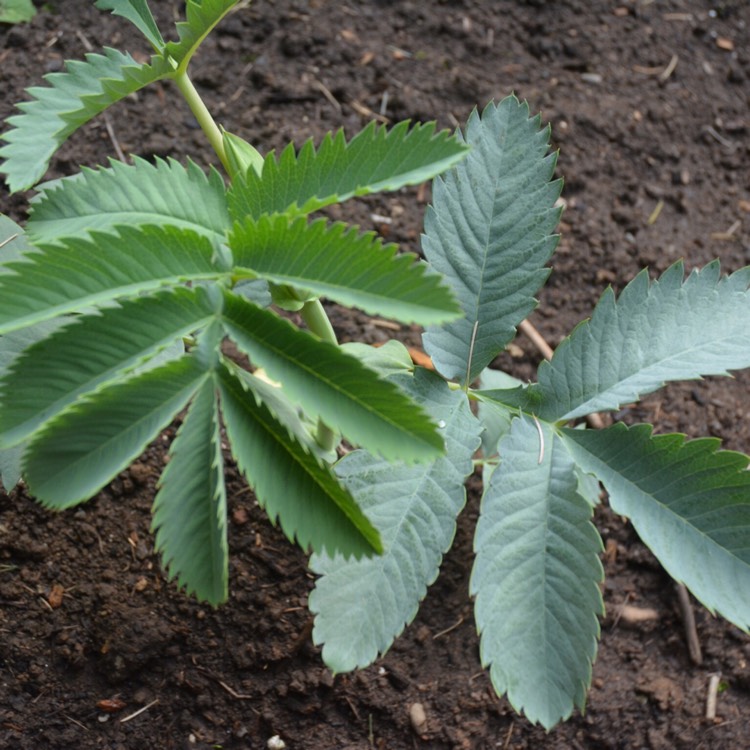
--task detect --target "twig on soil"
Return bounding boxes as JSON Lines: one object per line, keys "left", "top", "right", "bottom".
{"left": 518, "top": 319, "right": 606, "bottom": 429}
{"left": 676, "top": 582, "right": 703, "bottom": 665}
{"left": 312, "top": 79, "right": 341, "bottom": 112}
{"left": 63, "top": 714, "right": 89, "bottom": 731}
{"left": 705, "top": 673, "right": 721, "bottom": 720}
{"left": 711, "top": 219, "right": 741, "bottom": 241}
{"left": 615, "top": 603, "right": 660, "bottom": 626}
{"left": 218, "top": 679, "right": 255, "bottom": 701}
{"left": 432, "top": 615, "right": 464, "bottom": 640}
{"left": 119, "top": 699, "right": 159, "bottom": 724}
{"left": 502, "top": 721, "right": 514, "bottom": 750}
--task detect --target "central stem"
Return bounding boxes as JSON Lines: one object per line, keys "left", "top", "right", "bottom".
{"left": 300, "top": 300, "right": 338, "bottom": 452}
{"left": 173, "top": 69, "right": 230, "bottom": 174}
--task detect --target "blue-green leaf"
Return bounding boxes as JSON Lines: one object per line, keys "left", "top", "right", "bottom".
{"left": 561, "top": 423, "right": 750, "bottom": 631}
{"left": 422, "top": 97, "right": 561, "bottom": 385}
{"left": 536, "top": 262, "right": 750, "bottom": 422}
{"left": 472, "top": 416, "right": 603, "bottom": 729}
{"left": 310, "top": 368, "right": 482, "bottom": 671}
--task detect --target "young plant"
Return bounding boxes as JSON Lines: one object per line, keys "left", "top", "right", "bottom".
{"left": 1, "top": 0, "right": 750, "bottom": 731}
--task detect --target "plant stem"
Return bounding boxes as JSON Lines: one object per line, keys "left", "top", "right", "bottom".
{"left": 172, "top": 69, "right": 230, "bottom": 174}
{"left": 300, "top": 299, "right": 338, "bottom": 452}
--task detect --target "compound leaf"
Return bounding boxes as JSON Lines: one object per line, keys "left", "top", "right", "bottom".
{"left": 0, "top": 287, "right": 217, "bottom": 447}
{"left": 0, "top": 225, "right": 226, "bottom": 333}
{"left": 422, "top": 97, "right": 561, "bottom": 385}
{"left": 561, "top": 422, "right": 750, "bottom": 631}
{"left": 310, "top": 368, "right": 482, "bottom": 671}
{"left": 29, "top": 158, "right": 230, "bottom": 245}
{"left": 152, "top": 377, "right": 228, "bottom": 605}
{"left": 227, "top": 119, "right": 469, "bottom": 219}
{"left": 536, "top": 262, "right": 750, "bottom": 421}
{"left": 218, "top": 366, "right": 381, "bottom": 558}
{"left": 220, "top": 290, "right": 444, "bottom": 463}
{"left": 95, "top": 0, "right": 165, "bottom": 50}
{"left": 0, "top": 48, "right": 170, "bottom": 192}
{"left": 471, "top": 416, "right": 603, "bottom": 729}
{"left": 24, "top": 356, "right": 208, "bottom": 508}
{"left": 229, "top": 215, "right": 459, "bottom": 325}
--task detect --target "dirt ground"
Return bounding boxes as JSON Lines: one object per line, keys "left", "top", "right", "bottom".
{"left": 1, "top": 1, "right": 750, "bottom": 748}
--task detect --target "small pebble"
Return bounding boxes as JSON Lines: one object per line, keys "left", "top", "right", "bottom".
{"left": 409, "top": 702, "right": 428, "bottom": 734}
{"left": 267, "top": 736, "right": 287, "bottom": 750}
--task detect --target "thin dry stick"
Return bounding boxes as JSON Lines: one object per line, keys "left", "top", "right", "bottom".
{"left": 120, "top": 699, "right": 159, "bottom": 724}
{"left": 676, "top": 582, "right": 703, "bottom": 665}
{"left": 518, "top": 319, "right": 605, "bottom": 429}
{"left": 705, "top": 673, "right": 721, "bottom": 720}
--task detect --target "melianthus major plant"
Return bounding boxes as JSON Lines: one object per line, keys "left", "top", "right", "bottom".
{"left": 1, "top": 0, "right": 749, "bottom": 730}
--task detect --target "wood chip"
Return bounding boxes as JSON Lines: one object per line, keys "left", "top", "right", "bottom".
{"left": 716, "top": 37, "right": 734, "bottom": 51}
{"left": 48, "top": 583, "right": 65, "bottom": 609}
{"left": 409, "top": 702, "right": 428, "bottom": 735}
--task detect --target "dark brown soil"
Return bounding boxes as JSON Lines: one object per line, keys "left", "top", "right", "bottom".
{"left": 2, "top": 1, "right": 750, "bottom": 748}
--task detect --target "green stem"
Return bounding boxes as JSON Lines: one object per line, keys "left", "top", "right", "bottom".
{"left": 173, "top": 69, "right": 230, "bottom": 174}
{"left": 300, "top": 299, "right": 338, "bottom": 452}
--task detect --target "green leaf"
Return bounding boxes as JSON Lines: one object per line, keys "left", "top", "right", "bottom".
{"left": 422, "top": 97, "right": 561, "bottom": 385}
{"left": 0, "top": 0, "right": 33, "bottom": 23}
{"left": 220, "top": 290, "right": 444, "bottom": 463}
{"left": 0, "top": 316, "right": 67, "bottom": 489}
{"left": 95, "top": 0, "right": 165, "bottom": 50}
{"left": 0, "top": 0, "right": 35, "bottom": 23}
{"left": 152, "top": 377, "right": 228, "bottom": 605}
{"left": 536, "top": 262, "right": 750, "bottom": 422}
{"left": 471, "top": 416, "right": 603, "bottom": 729}
{"left": 227, "top": 119, "right": 469, "bottom": 219}
{"left": 24, "top": 356, "right": 208, "bottom": 508}
{"left": 0, "top": 214, "right": 34, "bottom": 271}
{"left": 164, "top": 0, "right": 239, "bottom": 71}
{"left": 218, "top": 365, "right": 381, "bottom": 557}
{"left": 0, "top": 225, "right": 226, "bottom": 333}
{"left": 0, "top": 287, "right": 217, "bottom": 447}
{"left": 561, "top": 422, "right": 750, "bottom": 631}
{"left": 29, "top": 158, "right": 230, "bottom": 245}
{"left": 229, "top": 215, "right": 460, "bottom": 325}
{"left": 310, "top": 369, "right": 482, "bottom": 671}
{"left": 0, "top": 48, "right": 171, "bottom": 192}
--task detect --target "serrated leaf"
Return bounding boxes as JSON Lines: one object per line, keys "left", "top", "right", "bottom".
{"left": 422, "top": 97, "right": 561, "bottom": 385}
{"left": 310, "top": 368, "right": 482, "bottom": 671}
{"left": 0, "top": 48, "right": 171, "bottom": 192}
{"left": 471, "top": 416, "right": 603, "bottom": 729}
{"left": 0, "top": 225, "right": 226, "bottom": 333}
{"left": 24, "top": 356, "right": 208, "bottom": 508}
{"left": 164, "top": 0, "right": 239, "bottom": 71}
{"left": 0, "top": 287, "right": 217, "bottom": 447}
{"left": 95, "top": 0, "right": 165, "bottom": 50}
{"left": 218, "top": 365, "right": 381, "bottom": 557}
{"left": 152, "top": 377, "right": 228, "bottom": 605}
{"left": 227, "top": 119, "right": 469, "bottom": 219}
{"left": 0, "top": 316, "right": 66, "bottom": 489}
{"left": 477, "top": 367, "right": 523, "bottom": 460}
{"left": 29, "top": 158, "right": 230, "bottom": 245}
{"left": 536, "top": 262, "right": 750, "bottom": 422}
{"left": 229, "top": 215, "right": 459, "bottom": 325}
{"left": 561, "top": 422, "right": 750, "bottom": 631}
{"left": 220, "top": 290, "right": 443, "bottom": 462}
